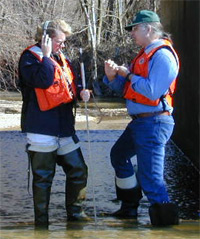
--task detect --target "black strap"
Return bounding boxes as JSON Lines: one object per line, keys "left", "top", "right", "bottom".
{"left": 25, "top": 144, "right": 32, "bottom": 196}
{"left": 125, "top": 72, "right": 132, "bottom": 82}
{"left": 160, "top": 95, "right": 166, "bottom": 111}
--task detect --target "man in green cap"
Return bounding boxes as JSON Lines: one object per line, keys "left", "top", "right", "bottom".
{"left": 104, "top": 10, "right": 180, "bottom": 226}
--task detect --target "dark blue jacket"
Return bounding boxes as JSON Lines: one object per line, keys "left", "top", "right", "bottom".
{"left": 19, "top": 47, "right": 77, "bottom": 137}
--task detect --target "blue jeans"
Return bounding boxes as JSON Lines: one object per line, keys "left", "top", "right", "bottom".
{"left": 110, "top": 115, "right": 174, "bottom": 205}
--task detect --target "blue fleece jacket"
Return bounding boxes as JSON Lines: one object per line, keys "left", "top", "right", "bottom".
{"left": 19, "top": 47, "right": 76, "bottom": 137}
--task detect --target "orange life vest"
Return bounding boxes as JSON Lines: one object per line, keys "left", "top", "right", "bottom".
{"left": 26, "top": 45, "right": 76, "bottom": 111}
{"left": 124, "top": 39, "right": 180, "bottom": 107}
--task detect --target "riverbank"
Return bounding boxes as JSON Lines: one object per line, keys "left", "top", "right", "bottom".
{"left": 0, "top": 92, "right": 130, "bottom": 131}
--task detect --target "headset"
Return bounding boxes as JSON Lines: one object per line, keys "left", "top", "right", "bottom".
{"left": 43, "top": 20, "right": 51, "bottom": 36}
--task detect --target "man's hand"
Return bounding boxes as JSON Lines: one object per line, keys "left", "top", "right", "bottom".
{"left": 117, "top": 65, "right": 130, "bottom": 78}
{"left": 41, "top": 34, "right": 52, "bottom": 58}
{"left": 80, "top": 89, "right": 90, "bottom": 102}
{"left": 104, "top": 59, "right": 119, "bottom": 81}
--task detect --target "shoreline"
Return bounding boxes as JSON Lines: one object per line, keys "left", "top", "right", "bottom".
{"left": 0, "top": 117, "right": 130, "bottom": 131}
{"left": 0, "top": 93, "right": 130, "bottom": 131}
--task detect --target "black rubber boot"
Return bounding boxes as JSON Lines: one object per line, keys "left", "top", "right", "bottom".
{"left": 112, "top": 185, "right": 143, "bottom": 219}
{"left": 28, "top": 150, "right": 57, "bottom": 228}
{"left": 112, "top": 201, "right": 139, "bottom": 218}
{"left": 149, "top": 202, "right": 179, "bottom": 226}
{"left": 57, "top": 148, "right": 89, "bottom": 221}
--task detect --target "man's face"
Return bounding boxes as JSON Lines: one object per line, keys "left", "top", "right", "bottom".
{"left": 51, "top": 31, "right": 66, "bottom": 54}
{"left": 131, "top": 24, "right": 148, "bottom": 47}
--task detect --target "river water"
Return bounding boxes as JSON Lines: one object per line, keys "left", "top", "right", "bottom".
{"left": 0, "top": 130, "right": 199, "bottom": 239}
{"left": 0, "top": 95, "right": 199, "bottom": 238}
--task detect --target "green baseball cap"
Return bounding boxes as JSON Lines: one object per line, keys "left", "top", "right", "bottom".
{"left": 125, "top": 10, "right": 160, "bottom": 31}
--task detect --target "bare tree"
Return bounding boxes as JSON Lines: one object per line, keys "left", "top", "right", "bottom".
{"left": 97, "top": 0, "right": 103, "bottom": 45}
{"left": 0, "top": 0, "right": 160, "bottom": 93}
{"left": 79, "top": 0, "right": 101, "bottom": 94}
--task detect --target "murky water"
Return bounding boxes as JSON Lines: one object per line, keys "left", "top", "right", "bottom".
{"left": 0, "top": 129, "right": 199, "bottom": 239}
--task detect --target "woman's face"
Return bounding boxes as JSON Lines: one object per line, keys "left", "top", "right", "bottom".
{"left": 51, "top": 31, "right": 66, "bottom": 54}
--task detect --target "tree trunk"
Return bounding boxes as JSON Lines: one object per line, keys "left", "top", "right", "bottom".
{"left": 106, "top": 0, "right": 115, "bottom": 40}
{"left": 117, "top": 0, "right": 123, "bottom": 37}
{"left": 97, "top": 0, "right": 103, "bottom": 45}
{"left": 60, "top": 0, "right": 66, "bottom": 18}
{"left": 79, "top": 0, "right": 101, "bottom": 95}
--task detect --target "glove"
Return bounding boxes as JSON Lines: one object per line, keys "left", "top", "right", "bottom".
{"left": 80, "top": 89, "right": 90, "bottom": 102}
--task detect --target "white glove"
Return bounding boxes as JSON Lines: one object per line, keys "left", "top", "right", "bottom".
{"left": 80, "top": 89, "right": 90, "bottom": 102}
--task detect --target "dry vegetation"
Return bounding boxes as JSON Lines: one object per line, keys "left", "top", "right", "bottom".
{"left": 0, "top": 0, "right": 160, "bottom": 94}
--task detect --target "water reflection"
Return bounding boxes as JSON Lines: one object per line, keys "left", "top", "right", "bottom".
{"left": 0, "top": 221, "right": 199, "bottom": 239}
{"left": 0, "top": 130, "right": 199, "bottom": 238}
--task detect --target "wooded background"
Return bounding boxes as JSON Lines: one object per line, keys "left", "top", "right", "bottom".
{"left": 0, "top": 0, "right": 160, "bottom": 94}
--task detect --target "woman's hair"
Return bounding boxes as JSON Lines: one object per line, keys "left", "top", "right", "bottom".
{"left": 35, "top": 19, "right": 72, "bottom": 42}
{"left": 142, "top": 22, "right": 172, "bottom": 41}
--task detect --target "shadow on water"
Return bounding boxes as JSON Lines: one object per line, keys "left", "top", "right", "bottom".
{"left": 0, "top": 130, "right": 199, "bottom": 238}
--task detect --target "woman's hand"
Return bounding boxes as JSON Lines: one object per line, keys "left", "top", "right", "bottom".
{"left": 41, "top": 34, "right": 52, "bottom": 58}
{"left": 104, "top": 59, "right": 119, "bottom": 81}
{"left": 80, "top": 89, "right": 90, "bottom": 102}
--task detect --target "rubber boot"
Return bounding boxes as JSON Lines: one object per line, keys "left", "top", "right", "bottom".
{"left": 28, "top": 150, "right": 57, "bottom": 228}
{"left": 112, "top": 201, "right": 139, "bottom": 218}
{"left": 112, "top": 185, "right": 143, "bottom": 219}
{"left": 149, "top": 202, "right": 179, "bottom": 226}
{"left": 57, "top": 148, "right": 89, "bottom": 221}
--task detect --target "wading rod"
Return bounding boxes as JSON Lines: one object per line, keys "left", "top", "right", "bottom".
{"left": 79, "top": 48, "right": 97, "bottom": 225}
